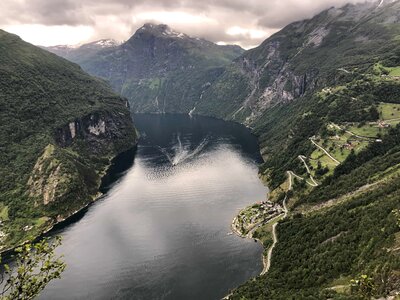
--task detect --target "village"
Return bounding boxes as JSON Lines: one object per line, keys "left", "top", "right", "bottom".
{"left": 232, "top": 201, "right": 284, "bottom": 237}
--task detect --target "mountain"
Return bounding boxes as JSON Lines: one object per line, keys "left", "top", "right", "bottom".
{"left": 44, "top": 39, "right": 121, "bottom": 64}
{"left": 197, "top": 0, "right": 400, "bottom": 124}
{"left": 221, "top": 1, "right": 400, "bottom": 298}
{"left": 45, "top": 23, "right": 244, "bottom": 113}
{"left": 0, "top": 30, "right": 137, "bottom": 252}
{"left": 39, "top": 1, "right": 400, "bottom": 298}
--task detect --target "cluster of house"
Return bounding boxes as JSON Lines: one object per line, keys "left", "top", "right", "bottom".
{"left": 239, "top": 201, "right": 284, "bottom": 227}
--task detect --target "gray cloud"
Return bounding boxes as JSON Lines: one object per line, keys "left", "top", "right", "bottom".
{"left": 0, "top": 0, "right": 375, "bottom": 48}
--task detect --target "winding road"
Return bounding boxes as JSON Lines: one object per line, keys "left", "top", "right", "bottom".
{"left": 262, "top": 196, "right": 288, "bottom": 275}
{"left": 287, "top": 170, "right": 318, "bottom": 188}
{"left": 298, "top": 155, "right": 319, "bottom": 186}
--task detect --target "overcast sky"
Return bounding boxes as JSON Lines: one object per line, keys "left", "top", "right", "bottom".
{"left": 1, "top": 0, "right": 373, "bottom": 49}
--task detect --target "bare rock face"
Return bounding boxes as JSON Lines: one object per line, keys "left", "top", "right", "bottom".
{"left": 54, "top": 111, "right": 134, "bottom": 155}
{"left": 26, "top": 109, "right": 137, "bottom": 212}
{"left": 28, "top": 145, "right": 72, "bottom": 205}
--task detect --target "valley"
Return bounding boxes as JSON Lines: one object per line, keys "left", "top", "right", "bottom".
{"left": 1, "top": 0, "right": 400, "bottom": 299}
{"left": 37, "top": 114, "right": 267, "bottom": 300}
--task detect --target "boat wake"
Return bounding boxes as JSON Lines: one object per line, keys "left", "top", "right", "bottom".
{"left": 157, "top": 134, "right": 209, "bottom": 166}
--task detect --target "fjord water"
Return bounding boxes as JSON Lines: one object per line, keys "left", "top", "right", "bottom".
{"left": 40, "top": 114, "right": 266, "bottom": 300}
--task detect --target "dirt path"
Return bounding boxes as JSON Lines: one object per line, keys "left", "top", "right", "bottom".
{"left": 337, "top": 68, "right": 351, "bottom": 74}
{"left": 287, "top": 170, "right": 293, "bottom": 190}
{"left": 287, "top": 170, "right": 317, "bottom": 188}
{"left": 298, "top": 155, "right": 319, "bottom": 186}
{"left": 310, "top": 138, "right": 340, "bottom": 165}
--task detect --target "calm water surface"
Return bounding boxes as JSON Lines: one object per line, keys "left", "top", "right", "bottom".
{"left": 40, "top": 114, "right": 266, "bottom": 300}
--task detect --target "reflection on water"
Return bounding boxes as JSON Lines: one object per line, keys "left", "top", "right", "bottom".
{"left": 39, "top": 114, "right": 267, "bottom": 300}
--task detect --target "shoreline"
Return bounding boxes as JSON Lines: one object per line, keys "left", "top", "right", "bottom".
{"left": 225, "top": 196, "right": 288, "bottom": 299}
{"left": 231, "top": 211, "right": 284, "bottom": 275}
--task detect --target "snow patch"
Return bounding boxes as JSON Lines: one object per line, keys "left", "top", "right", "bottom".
{"left": 94, "top": 39, "right": 120, "bottom": 48}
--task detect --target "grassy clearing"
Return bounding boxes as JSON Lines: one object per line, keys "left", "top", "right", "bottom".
{"left": 347, "top": 124, "right": 382, "bottom": 138}
{"left": 310, "top": 149, "right": 336, "bottom": 177}
{"left": 253, "top": 229, "right": 273, "bottom": 253}
{"left": 386, "top": 119, "right": 400, "bottom": 126}
{"left": 310, "top": 125, "right": 371, "bottom": 182}
{"left": 379, "top": 102, "right": 400, "bottom": 120}
{"left": 389, "top": 66, "right": 400, "bottom": 76}
{"left": 35, "top": 216, "right": 50, "bottom": 227}
{"left": 315, "top": 137, "right": 367, "bottom": 162}
{"left": 267, "top": 175, "right": 289, "bottom": 202}
{"left": 0, "top": 204, "right": 9, "bottom": 221}
{"left": 374, "top": 62, "right": 400, "bottom": 77}
{"left": 341, "top": 103, "right": 400, "bottom": 139}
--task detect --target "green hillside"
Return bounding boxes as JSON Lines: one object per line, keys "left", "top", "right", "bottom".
{"left": 0, "top": 30, "right": 137, "bottom": 252}
{"left": 223, "top": 1, "right": 400, "bottom": 298}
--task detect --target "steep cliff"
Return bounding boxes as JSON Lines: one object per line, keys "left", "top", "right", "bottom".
{"left": 0, "top": 29, "right": 137, "bottom": 251}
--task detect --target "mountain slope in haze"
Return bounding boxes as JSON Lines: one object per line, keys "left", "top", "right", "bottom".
{"left": 45, "top": 24, "right": 244, "bottom": 113}
{"left": 0, "top": 30, "right": 137, "bottom": 251}
{"left": 44, "top": 39, "right": 121, "bottom": 66}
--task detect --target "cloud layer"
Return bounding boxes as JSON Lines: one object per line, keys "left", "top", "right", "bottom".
{"left": 0, "top": 0, "right": 373, "bottom": 48}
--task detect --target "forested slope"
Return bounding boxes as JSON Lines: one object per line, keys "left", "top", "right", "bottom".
{"left": 0, "top": 30, "right": 137, "bottom": 252}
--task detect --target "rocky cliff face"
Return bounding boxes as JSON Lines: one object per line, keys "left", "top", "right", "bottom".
{"left": 54, "top": 110, "right": 132, "bottom": 152}
{"left": 197, "top": 0, "right": 400, "bottom": 124}
{"left": 27, "top": 109, "right": 136, "bottom": 210}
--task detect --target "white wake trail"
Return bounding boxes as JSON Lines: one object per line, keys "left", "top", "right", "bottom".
{"left": 156, "top": 146, "right": 174, "bottom": 165}
{"left": 179, "top": 136, "right": 209, "bottom": 164}
{"left": 156, "top": 134, "right": 210, "bottom": 166}
{"left": 172, "top": 134, "right": 188, "bottom": 166}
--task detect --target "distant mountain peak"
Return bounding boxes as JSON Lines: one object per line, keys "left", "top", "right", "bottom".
{"left": 80, "top": 39, "right": 121, "bottom": 49}
{"left": 91, "top": 39, "right": 121, "bottom": 48}
{"left": 136, "top": 23, "right": 188, "bottom": 39}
